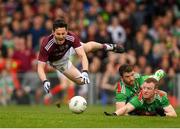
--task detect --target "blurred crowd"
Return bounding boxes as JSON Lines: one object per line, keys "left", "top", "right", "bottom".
{"left": 0, "top": 0, "right": 179, "bottom": 106}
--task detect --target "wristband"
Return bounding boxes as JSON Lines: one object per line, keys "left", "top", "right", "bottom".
{"left": 82, "top": 70, "right": 89, "bottom": 73}
{"left": 43, "top": 80, "right": 49, "bottom": 84}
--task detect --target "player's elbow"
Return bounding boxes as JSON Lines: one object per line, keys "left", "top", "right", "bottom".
{"left": 166, "top": 111, "right": 177, "bottom": 117}
{"left": 74, "top": 79, "right": 85, "bottom": 85}
{"left": 170, "top": 112, "right": 177, "bottom": 117}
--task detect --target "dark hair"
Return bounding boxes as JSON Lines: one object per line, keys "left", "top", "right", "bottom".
{"left": 119, "top": 64, "right": 133, "bottom": 76}
{"left": 53, "top": 19, "right": 67, "bottom": 31}
{"left": 144, "top": 78, "right": 159, "bottom": 89}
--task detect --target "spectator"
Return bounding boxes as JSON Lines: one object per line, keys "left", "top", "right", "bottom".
{"left": 0, "top": 0, "right": 179, "bottom": 106}
{"left": 107, "top": 16, "right": 126, "bottom": 44}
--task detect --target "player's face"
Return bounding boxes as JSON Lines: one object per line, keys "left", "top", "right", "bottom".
{"left": 142, "top": 82, "right": 156, "bottom": 99}
{"left": 122, "top": 71, "right": 135, "bottom": 86}
{"left": 53, "top": 27, "right": 67, "bottom": 45}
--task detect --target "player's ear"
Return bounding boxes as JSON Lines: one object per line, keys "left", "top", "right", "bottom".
{"left": 120, "top": 75, "right": 124, "bottom": 80}
{"left": 65, "top": 30, "right": 68, "bottom": 34}
{"left": 154, "top": 89, "right": 158, "bottom": 94}
{"left": 65, "top": 28, "right": 68, "bottom": 33}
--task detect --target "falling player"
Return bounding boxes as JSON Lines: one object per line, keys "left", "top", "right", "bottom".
{"left": 37, "top": 19, "right": 125, "bottom": 94}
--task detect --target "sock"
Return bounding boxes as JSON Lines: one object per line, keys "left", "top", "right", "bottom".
{"left": 50, "top": 85, "right": 62, "bottom": 95}
{"left": 103, "top": 44, "right": 113, "bottom": 51}
{"left": 67, "top": 86, "right": 75, "bottom": 100}
{"left": 44, "top": 93, "right": 53, "bottom": 105}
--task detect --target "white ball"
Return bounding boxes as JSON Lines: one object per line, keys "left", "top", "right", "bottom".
{"left": 69, "top": 96, "right": 87, "bottom": 114}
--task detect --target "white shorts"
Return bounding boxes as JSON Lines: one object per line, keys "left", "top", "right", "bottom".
{"left": 50, "top": 47, "right": 76, "bottom": 73}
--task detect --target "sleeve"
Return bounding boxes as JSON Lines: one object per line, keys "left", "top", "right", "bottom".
{"left": 129, "top": 96, "right": 142, "bottom": 109}
{"left": 134, "top": 73, "right": 150, "bottom": 86}
{"left": 71, "top": 33, "right": 81, "bottom": 48}
{"left": 139, "top": 75, "right": 150, "bottom": 86}
{"left": 161, "top": 95, "right": 170, "bottom": 108}
{"left": 115, "top": 93, "right": 127, "bottom": 102}
{"left": 115, "top": 82, "right": 127, "bottom": 102}
{"left": 38, "top": 39, "right": 49, "bottom": 62}
{"left": 141, "top": 75, "right": 150, "bottom": 81}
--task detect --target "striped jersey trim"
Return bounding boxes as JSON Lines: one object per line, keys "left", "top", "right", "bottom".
{"left": 121, "top": 82, "right": 126, "bottom": 94}
{"left": 138, "top": 91, "right": 143, "bottom": 101}
{"left": 116, "top": 81, "right": 126, "bottom": 94}
{"left": 117, "top": 82, "right": 121, "bottom": 93}
{"left": 45, "top": 38, "right": 54, "bottom": 51}
{"left": 66, "top": 35, "right": 75, "bottom": 42}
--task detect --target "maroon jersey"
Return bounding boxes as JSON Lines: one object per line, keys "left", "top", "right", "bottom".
{"left": 38, "top": 32, "right": 81, "bottom": 62}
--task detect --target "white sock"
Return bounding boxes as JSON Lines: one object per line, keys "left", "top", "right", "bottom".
{"left": 104, "top": 44, "right": 113, "bottom": 50}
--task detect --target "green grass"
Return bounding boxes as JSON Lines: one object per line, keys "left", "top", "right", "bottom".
{"left": 0, "top": 105, "right": 179, "bottom": 128}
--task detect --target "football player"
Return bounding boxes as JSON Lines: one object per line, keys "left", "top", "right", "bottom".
{"left": 104, "top": 78, "right": 177, "bottom": 117}
{"left": 37, "top": 19, "right": 125, "bottom": 94}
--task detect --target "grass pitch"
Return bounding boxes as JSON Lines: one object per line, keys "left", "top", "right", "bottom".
{"left": 0, "top": 105, "right": 179, "bottom": 128}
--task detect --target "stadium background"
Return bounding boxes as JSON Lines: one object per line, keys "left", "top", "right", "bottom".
{"left": 0, "top": 0, "right": 179, "bottom": 108}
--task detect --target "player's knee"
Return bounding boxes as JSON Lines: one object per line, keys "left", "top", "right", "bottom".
{"left": 75, "top": 80, "right": 84, "bottom": 85}
{"left": 73, "top": 78, "right": 85, "bottom": 85}
{"left": 82, "top": 43, "right": 90, "bottom": 53}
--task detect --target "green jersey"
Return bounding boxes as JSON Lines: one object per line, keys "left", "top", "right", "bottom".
{"left": 129, "top": 91, "right": 169, "bottom": 113}
{"left": 115, "top": 74, "right": 149, "bottom": 103}
{"left": 115, "top": 70, "right": 166, "bottom": 103}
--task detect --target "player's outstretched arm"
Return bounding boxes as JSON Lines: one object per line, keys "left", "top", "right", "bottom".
{"left": 37, "top": 61, "right": 51, "bottom": 93}
{"left": 116, "top": 102, "right": 126, "bottom": 110}
{"left": 104, "top": 103, "right": 135, "bottom": 116}
{"left": 75, "top": 46, "right": 90, "bottom": 84}
{"left": 37, "top": 61, "right": 47, "bottom": 82}
{"left": 164, "top": 105, "right": 177, "bottom": 117}
{"left": 115, "top": 103, "right": 135, "bottom": 116}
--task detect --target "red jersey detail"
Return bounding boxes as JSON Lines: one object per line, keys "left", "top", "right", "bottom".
{"left": 117, "top": 82, "right": 121, "bottom": 93}
{"left": 138, "top": 90, "right": 143, "bottom": 100}
{"left": 157, "top": 90, "right": 166, "bottom": 97}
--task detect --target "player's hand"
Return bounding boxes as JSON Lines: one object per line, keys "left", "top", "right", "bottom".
{"left": 43, "top": 80, "right": 51, "bottom": 93}
{"left": 81, "top": 70, "right": 90, "bottom": 84}
{"left": 104, "top": 111, "right": 117, "bottom": 116}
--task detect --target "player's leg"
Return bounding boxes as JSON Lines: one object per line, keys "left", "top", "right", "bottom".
{"left": 54, "top": 72, "right": 75, "bottom": 108}
{"left": 56, "top": 72, "right": 75, "bottom": 104}
{"left": 82, "top": 41, "right": 125, "bottom": 53}
{"left": 62, "top": 61, "right": 84, "bottom": 85}
{"left": 49, "top": 71, "right": 67, "bottom": 96}
{"left": 46, "top": 70, "right": 75, "bottom": 108}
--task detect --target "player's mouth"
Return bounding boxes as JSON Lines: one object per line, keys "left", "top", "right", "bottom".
{"left": 144, "top": 93, "right": 148, "bottom": 95}
{"left": 129, "top": 81, "right": 134, "bottom": 85}
{"left": 56, "top": 38, "right": 65, "bottom": 44}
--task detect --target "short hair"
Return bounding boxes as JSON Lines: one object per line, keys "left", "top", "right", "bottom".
{"left": 53, "top": 19, "right": 67, "bottom": 31}
{"left": 144, "top": 77, "right": 159, "bottom": 89}
{"left": 119, "top": 64, "right": 133, "bottom": 76}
